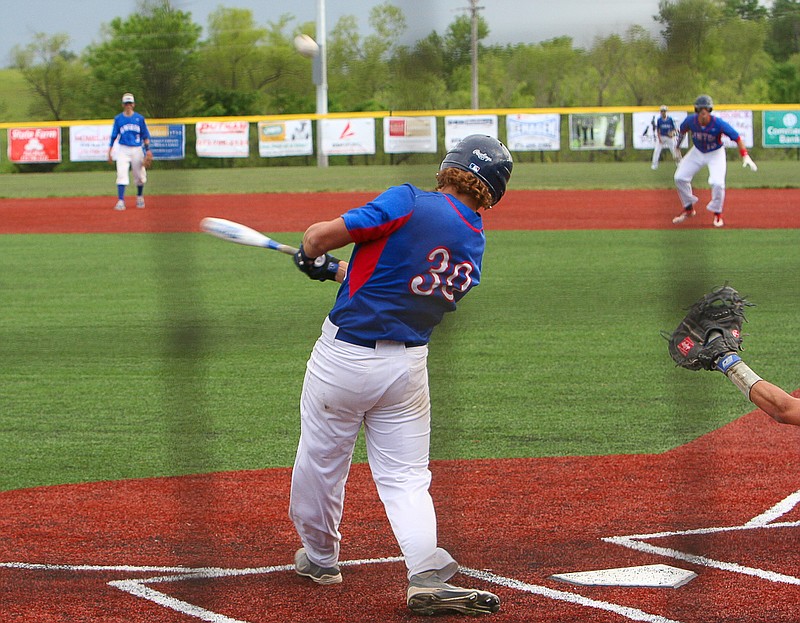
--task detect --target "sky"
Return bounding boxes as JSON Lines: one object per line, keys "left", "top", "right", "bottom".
{"left": 2, "top": 0, "right": 664, "bottom": 66}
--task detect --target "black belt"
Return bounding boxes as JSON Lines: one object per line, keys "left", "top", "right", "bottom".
{"left": 335, "top": 328, "right": 426, "bottom": 349}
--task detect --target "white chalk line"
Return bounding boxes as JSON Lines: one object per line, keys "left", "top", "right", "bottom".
{"left": 605, "top": 488, "right": 800, "bottom": 587}
{"left": 6, "top": 491, "right": 799, "bottom": 623}
{"left": 460, "top": 568, "right": 683, "bottom": 623}
{"left": 4, "top": 557, "right": 680, "bottom": 623}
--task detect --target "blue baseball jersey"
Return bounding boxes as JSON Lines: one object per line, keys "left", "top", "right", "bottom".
{"left": 679, "top": 114, "right": 739, "bottom": 153}
{"left": 329, "top": 184, "right": 485, "bottom": 345}
{"left": 655, "top": 115, "right": 677, "bottom": 137}
{"left": 109, "top": 112, "right": 150, "bottom": 148}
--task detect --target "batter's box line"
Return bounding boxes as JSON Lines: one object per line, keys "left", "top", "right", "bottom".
{"left": 604, "top": 487, "right": 800, "bottom": 586}
{"left": 3, "top": 558, "right": 683, "bottom": 623}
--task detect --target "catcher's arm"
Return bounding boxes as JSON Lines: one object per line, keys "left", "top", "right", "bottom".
{"left": 668, "top": 286, "right": 800, "bottom": 426}
{"left": 748, "top": 380, "right": 800, "bottom": 426}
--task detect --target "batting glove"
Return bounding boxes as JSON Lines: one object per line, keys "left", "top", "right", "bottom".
{"left": 742, "top": 154, "right": 757, "bottom": 171}
{"left": 294, "top": 244, "right": 341, "bottom": 282}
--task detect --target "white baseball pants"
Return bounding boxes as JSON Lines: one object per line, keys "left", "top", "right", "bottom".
{"left": 289, "top": 317, "right": 458, "bottom": 580}
{"left": 115, "top": 144, "right": 147, "bottom": 186}
{"left": 674, "top": 146, "right": 727, "bottom": 214}
{"left": 651, "top": 136, "right": 681, "bottom": 167}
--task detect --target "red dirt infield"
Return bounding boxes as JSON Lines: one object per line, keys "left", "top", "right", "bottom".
{"left": 2, "top": 187, "right": 800, "bottom": 233}
{"left": 2, "top": 189, "right": 800, "bottom": 622}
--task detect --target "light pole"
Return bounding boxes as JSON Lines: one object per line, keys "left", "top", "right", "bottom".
{"left": 315, "top": 0, "right": 329, "bottom": 167}
{"left": 470, "top": 0, "right": 481, "bottom": 109}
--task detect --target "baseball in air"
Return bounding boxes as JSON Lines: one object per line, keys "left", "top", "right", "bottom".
{"left": 294, "top": 34, "right": 320, "bottom": 58}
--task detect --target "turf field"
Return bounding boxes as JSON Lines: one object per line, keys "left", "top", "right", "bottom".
{"left": 2, "top": 163, "right": 799, "bottom": 491}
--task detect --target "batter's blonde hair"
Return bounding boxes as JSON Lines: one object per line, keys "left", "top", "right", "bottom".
{"left": 435, "top": 168, "right": 494, "bottom": 210}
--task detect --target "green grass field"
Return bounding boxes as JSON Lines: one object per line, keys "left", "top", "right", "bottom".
{"left": 3, "top": 225, "right": 800, "bottom": 491}
{"left": 1, "top": 160, "right": 799, "bottom": 198}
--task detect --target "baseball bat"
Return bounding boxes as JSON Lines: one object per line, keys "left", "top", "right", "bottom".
{"left": 200, "top": 217, "right": 298, "bottom": 255}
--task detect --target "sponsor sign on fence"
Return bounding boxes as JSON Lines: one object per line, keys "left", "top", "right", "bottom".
{"left": 763, "top": 110, "right": 800, "bottom": 148}
{"left": 8, "top": 127, "right": 61, "bottom": 163}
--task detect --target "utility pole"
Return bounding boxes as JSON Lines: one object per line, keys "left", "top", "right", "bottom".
{"left": 467, "top": 0, "right": 483, "bottom": 110}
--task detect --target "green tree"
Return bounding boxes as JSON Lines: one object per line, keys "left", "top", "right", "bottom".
{"left": 721, "top": 0, "right": 768, "bottom": 20}
{"left": 85, "top": 0, "right": 201, "bottom": 118}
{"left": 617, "top": 26, "right": 663, "bottom": 106}
{"left": 384, "top": 34, "right": 449, "bottom": 109}
{"left": 12, "top": 33, "right": 88, "bottom": 120}
{"left": 327, "top": 3, "right": 407, "bottom": 111}
{"left": 196, "top": 10, "right": 304, "bottom": 115}
{"left": 655, "top": 0, "right": 724, "bottom": 72}
{"left": 768, "top": 54, "right": 800, "bottom": 101}
{"left": 766, "top": 0, "right": 800, "bottom": 61}
{"left": 505, "top": 37, "right": 586, "bottom": 107}
{"left": 712, "top": 17, "right": 772, "bottom": 101}
{"left": 587, "top": 35, "right": 626, "bottom": 106}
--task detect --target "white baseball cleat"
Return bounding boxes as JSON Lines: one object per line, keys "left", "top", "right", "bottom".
{"left": 136, "top": 196, "right": 145, "bottom": 208}
{"left": 713, "top": 214, "right": 724, "bottom": 228}
{"left": 114, "top": 200, "right": 126, "bottom": 211}
{"left": 672, "top": 209, "right": 696, "bottom": 224}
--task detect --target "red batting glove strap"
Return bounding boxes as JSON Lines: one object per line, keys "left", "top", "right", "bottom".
{"left": 739, "top": 147, "right": 748, "bottom": 157}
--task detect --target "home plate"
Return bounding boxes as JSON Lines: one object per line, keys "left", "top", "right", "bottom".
{"left": 550, "top": 564, "right": 697, "bottom": 588}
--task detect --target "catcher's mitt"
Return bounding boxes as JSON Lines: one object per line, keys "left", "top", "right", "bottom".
{"left": 666, "top": 285, "right": 752, "bottom": 371}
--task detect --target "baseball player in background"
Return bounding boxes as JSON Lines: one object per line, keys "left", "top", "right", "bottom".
{"left": 288, "top": 134, "right": 513, "bottom": 616}
{"left": 650, "top": 105, "right": 681, "bottom": 170}
{"left": 107, "top": 92, "right": 152, "bottom": 211}
{"left": 671, "top": 94, "right": 757, "bottom": 228}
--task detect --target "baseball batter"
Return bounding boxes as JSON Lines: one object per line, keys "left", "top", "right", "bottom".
{"left": 107, "top": 92, "right": 152, "bottom": 211}
{"left": 288, "top": 135, "right": 513, "bottom": 616}
{"left": 650, "top": 105, "right": 681, "bottom": 170}
{"left": 671, "top": 94, "right": 757, "bottom": 228}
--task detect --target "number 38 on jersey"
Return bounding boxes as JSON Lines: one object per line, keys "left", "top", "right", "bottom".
{"left": 409, "top": 247, "right": 476, "bottom": 302}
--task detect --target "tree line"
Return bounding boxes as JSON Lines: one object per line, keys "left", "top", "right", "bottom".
{"left": 8, "top": 0, "right": 800, "bottom": 123}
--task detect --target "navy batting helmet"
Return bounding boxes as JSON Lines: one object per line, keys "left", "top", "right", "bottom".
{"left": 440, "top": 135, "right": 513, "bottom": 205}
{"left": 694, "top": 94, "right": 713, "bottom": 112}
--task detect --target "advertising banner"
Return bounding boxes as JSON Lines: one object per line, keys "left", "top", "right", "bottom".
{"left": 320, "top": 118, "right": 376, "bottom": 156}
{"left": 569, "top": 113, "right": 624, "bottom": 150}
{"left": 69, "top": 125, "right": 113, "bottom": 161}
{"left": 149, "top": 124, "right": 185, "bottom": 160}
{"left": 762, "top": 110, "right": 800, "bottom": 148}
{"left": 196, "top": 121, "right": 250, "bottom": 158}
{"left": 716, "top": 110, "right": 753, "bottom": 148}
{"left": 506, "top": 113, "right": 560, "bottom": 151}
{"left": 444, "top": 115, "right": 498, "bottom": 149}
{"left": 632, "top": 111, "right": 688, "bottom": 150}
{"left": 383, "top": 116, "right": 437, "bottom": 153}
{"left": 8, "top": 126, "right": 61, "bottom": 163}
{"left": 258, "top": 120, "right": 313, "bottom": 157}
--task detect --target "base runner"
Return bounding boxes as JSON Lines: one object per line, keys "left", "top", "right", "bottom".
{"left": 288, "top": 135, "right": 513, "bottom": 616}
{"left": 671, "top": 94, "right": 756, "bottom": 228}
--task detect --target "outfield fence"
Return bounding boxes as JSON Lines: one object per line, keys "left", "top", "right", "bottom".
{"left": 1, "top": 104, "right": 799, "bottom": 172}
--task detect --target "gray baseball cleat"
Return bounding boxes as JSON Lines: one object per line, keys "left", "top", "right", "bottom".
{"left": 407, "top": 570, "right": 500, "bottom": 616}
{"left": 293, "top": 548, "right": 342, "bottom": 585}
